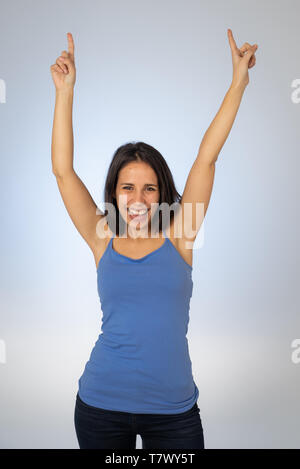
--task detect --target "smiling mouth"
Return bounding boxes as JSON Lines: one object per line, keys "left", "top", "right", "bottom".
{"left": 127, "top": 208, "right": 149, "bottom": 219}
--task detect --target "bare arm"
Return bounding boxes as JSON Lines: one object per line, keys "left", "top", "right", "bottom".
{"left": 196, "top": 29, "right": 258, "bottom": 166}
{"left": 179, "top": 30, "right": 258, "bottom": 243}
{"left": 50, "top": 33, "right": 104, "bottom": 251}
{"left": 51, "top": 88, "right": 74, "bottom": 176}
{"left": 195, "top": 84, "right": 246, "bottom": 166}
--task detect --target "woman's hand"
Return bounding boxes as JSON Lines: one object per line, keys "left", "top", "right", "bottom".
{"left": 50, "top": 32, "right": 76, "bottom": 91}
{"left": 227, "top": 29, "right": 258, "bottom": 89}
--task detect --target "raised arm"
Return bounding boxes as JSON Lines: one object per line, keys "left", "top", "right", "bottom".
{"left": 50, "top": 33, "right": 104, "bottom": 252}
{"left": 179, "top": 29, "right": 258, "bottom": 243}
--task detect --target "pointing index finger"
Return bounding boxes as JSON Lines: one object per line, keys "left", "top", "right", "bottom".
{"left": 227, "top": 28, "right": 239, "bottom": 54}
{"left": 67, "top": 32, "right": 75, "bottom": 58}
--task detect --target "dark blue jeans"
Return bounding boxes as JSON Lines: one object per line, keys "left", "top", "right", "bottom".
{"left": 74, "top": 393, "right": 205, "bottom": 449}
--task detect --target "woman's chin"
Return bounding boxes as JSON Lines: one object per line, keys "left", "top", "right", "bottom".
{"left": 128, "top": 220, "right": 148, "bottom": 229}
{"left": 127, "top": 217, "right": 151, "bottom": 233}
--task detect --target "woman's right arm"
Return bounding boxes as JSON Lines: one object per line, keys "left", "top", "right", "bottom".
{"left": 50, "top": 33, "right": 105, "bottom": 252}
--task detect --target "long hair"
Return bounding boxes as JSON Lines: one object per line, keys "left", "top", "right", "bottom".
{"left": 103, "top": 141, "right": 182, "bottom": 236}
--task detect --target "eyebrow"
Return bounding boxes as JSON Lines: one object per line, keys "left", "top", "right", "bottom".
{"left": 121, "top": 183, "right": 158, "bottom": 187}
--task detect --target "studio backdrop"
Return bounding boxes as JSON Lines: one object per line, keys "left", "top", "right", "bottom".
{"left": 0, "top": 0, "right": 299, "bottom": 449}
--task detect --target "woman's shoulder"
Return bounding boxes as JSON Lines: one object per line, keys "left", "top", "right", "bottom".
{"left": 166, "top": 215, "right": 194, "bottom": 269}
{"left": 92, "top": 219, "right": 113, "bottom": 269}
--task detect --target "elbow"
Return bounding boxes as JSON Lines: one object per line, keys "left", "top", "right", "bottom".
{"left": 52, "top": 164, "right": 74, "bottom": 178}
{"left": 52, "top": 167, "right": 61, "bottom": 178}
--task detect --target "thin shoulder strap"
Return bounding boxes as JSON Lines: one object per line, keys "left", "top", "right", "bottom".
{"left": 109, "top": 229, "right": 116, "bottom": 243}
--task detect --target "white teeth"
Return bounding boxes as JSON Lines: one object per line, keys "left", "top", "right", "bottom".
{"left": 128, "top": 208, "right": 148, "bottom": 215}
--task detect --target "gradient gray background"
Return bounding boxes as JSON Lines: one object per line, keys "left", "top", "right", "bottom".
{"left": 0, "top": 0, "right": 299, "bottom": 449}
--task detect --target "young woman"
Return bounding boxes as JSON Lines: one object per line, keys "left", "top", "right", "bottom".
{"left": 50, "top": 31, "right": 258, "bottom": 449}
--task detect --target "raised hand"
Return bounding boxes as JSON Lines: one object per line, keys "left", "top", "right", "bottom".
{"left": 50, "top": 32, "right": 76, "bottom": 91}
{"left": 227, "top": 29, "right": 258, "bottom": 89}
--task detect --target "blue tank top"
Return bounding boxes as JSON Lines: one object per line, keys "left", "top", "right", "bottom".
{"left": 78, "top": 229, "right": 199, "bottom": 414}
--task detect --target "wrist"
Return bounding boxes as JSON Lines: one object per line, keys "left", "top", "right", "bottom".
{"left": 229, "top": 80, "right": 247, "bottom": 93}
{"left": 56, "top": 87, "right": 74, "bottom": 97}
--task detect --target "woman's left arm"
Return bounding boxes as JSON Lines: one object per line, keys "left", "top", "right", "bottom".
{"left": 180, "top": 29, "right": 258, "bottom": 242}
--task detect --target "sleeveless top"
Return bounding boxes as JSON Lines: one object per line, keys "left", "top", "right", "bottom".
{"left": 78, "top": 229, "right": 199, "bottom": 414}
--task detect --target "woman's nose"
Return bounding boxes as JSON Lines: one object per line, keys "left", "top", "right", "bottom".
{"left": 131, "top": 193, "right": 147, "bottom": 203}
{"left": 129, "top": 198, "right": 148, "bottom": 210}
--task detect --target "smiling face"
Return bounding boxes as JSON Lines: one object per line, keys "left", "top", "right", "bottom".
{"left": 114, "top": 161, "right": 160, "bottom": 236}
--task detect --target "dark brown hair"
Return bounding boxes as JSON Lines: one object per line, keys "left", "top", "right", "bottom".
{"left": 103, "top": 141, "right": 182, "bottom": 236}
